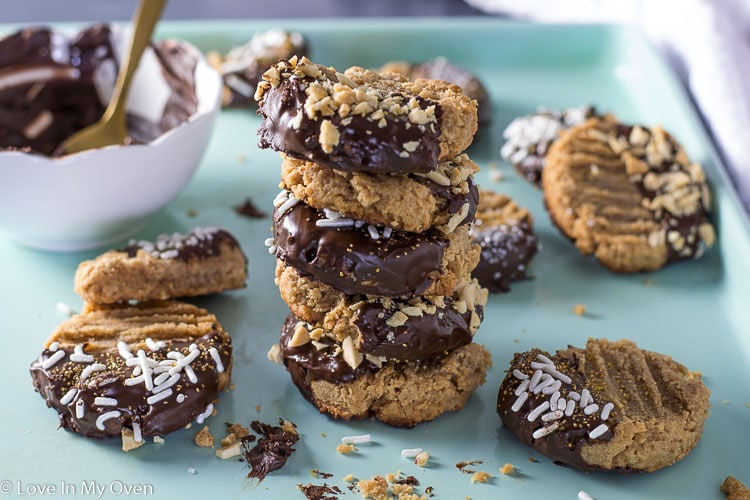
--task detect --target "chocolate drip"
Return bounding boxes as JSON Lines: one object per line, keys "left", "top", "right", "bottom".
{"left": 258, "top": 77, "right": 442, "bottom": 174}
{"left": 273, "top": 202, "right": 446, "bottom": 297}
{"left": 471, "top": 217, "right": 538, "bottom": 293}
{"left": 122, "top": 228, "right": 243, "bottom": 263}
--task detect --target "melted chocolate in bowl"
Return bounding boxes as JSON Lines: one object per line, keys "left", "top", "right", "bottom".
{"left": 0, "top": 24, "right": 198, "bottom": 156}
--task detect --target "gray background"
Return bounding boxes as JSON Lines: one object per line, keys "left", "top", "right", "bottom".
{"left": 2, "top": 0, "right": 489, "bottom": 23}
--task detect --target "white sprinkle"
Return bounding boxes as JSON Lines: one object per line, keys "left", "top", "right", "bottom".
{"left": 137, "top": 350, "right": 154, "bottom": 391}
{"left": 541, "top": 379, "right": 562, "bottom": 395}
{"left": 316, "top": 218, "right": 354, "bottom": 228}
{"left": 583, "top": 403, "right": 600, "bottom": 416}
{"left": 94, "top": 397, "right": 118, "bottom": 406}
{"left": 132, "top": 421, "right": 143, "bottom": 443}
{"left": 532, "top": 374, "right": 554, "bottom": 394}
{"left": 588, "top": 424, "right": 609, "bottom": 439}
{"left": 527, "top": 401, "right": 550, "bottom": 422}
{"left": 511, "top": 391, "right": 529, "bottom": 412}
{"left": 147, "top": 389, "right": 173, "bottom": 405}
{"left": 167, "top": 351, "right": 184, "bottom": 360}
{"left": 580, "top": 389, "right": 592, "bottom": 408}
{"left": 528, "top": 370, "right": 543, "bottom": 391}
{"left": 601, "top": 402, "right": 615, "bottom": 421}
{"left": 272, "top": 190, "right": 289, "bottom": 207}
{"left": 169, "top": 349, "right": 200, "bottom": 377}
{"left": 400, "top": 448, "right": 423, "bottom": 458}
{"left": 153, "top": 372, "right": 171, "bottom": 385}
{"left": 354, "top": 220, "right": 365, "bottom": 228}
{"left": 145, "top": 338, "right": 165, "bottom": 352}
{"left": 323, "top": 208, "right": 343, "bottom": 219}
{"left": 512, "top": 369, "right": 528, "bottom": 380}
{"left": 75, "top": 399, "right": 85, "bottom": 418}
{"left": 187, "top": 467, "right": 197, "bottom": 475}
{"left": 565, "top": 399, "right": 576, "bottom": 417}
{"left": 382, "top": 227, "right": 393, "bottom": 239}
{"left": 95, "top": 410, "right": 121, "bottom": 431}
{"left": 541, "top": 410, "right": 564, "bottom": 422}
{"left": 532, "top": 421, "right": 559, "bottom": 439}
{"left": 160, "top": 249, "right": 179, "bottom": 259}
{"left": 59, "top": 388, "right": 78, "bottom": 405}
{"left": 536, "top": 353, "right": 554, "bottom": 365}
{"left": 514, "top": 379, "right": 530, "bottom": 396}
{"left": 124, "top": 375, "right": 145, "bottom": 386}
{"left": 132, "top": 366, "right": 142, "bottom": 377}
{"left": 80, "top": 363, "right": 106, "bottom": 380}
{"left": 367, "top": 225, "right": 380, "bottom": 240}
{"left": 195, "top": 403, "right": 214, "bottom": 424}
{"left": 568, "top": 391, "right": 581, "bottom": 401}
{"left": 341, "top": 434, "right": 371, "bottom": 445}
{"left": 264, "top": 237, "right": 275, "bottom": 248}
{"left": 530, "top": 361, "right": 551, "bottom": 370}
{"left": 549, "top": 391, "right": 561, "bottom": 409}
{"left": 189, "top": 343, "right": 198, "bottom": 351}
{"left": 117, "top": 341, "right": 134, "bottom": 360}
{"left": 159, "top": 359, "right": 177, "bottom": 366}
{"left": 539, "top": 365, "right": 572, "bottom": 384}
{"left": 69, "top": 353, "right": 95, "bottom": 363}
{"left": 557, "top": 398, "right": 567, "bottom": 411}
{"left": 277, "top": 195, "right": 300, "bottom": 214}
{"left": 184, "top": 366, "right": 198, "bottom": 384}
{"left": 152, "top": 373, "right": 180, "bottom": 394}
{"left": 176, "top": 394, "right": 186, "bottom": 403}
{"left": 578, "top": 490, "right": 595, "bottom": 500}
{"left": 49, "top": 342, "right": 60, "bottom": 352}
{"left": 41, "top": 350, "right": 66, "bottom": 369}
{"left": 56, "top": 302, "right": 74, "bottom": 316}
{"left": 209, "top": 347, "right": 225, "bottom": 373}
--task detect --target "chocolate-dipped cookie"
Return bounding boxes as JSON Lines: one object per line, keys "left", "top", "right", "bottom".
{"left": 543, "top": 115, "right": 715, "bottom": 272}
{"left": 75, "top": 227, "right": 248, "bottom": 304}
{"left": 30, "top": 301, "right": 232, "bottom": 440}
{"left": 270, "top": 195, "right": 479, "bottom": 298}
{"left": 470, "top": 189, "right": 538, "bottom": 293}
{"left": 256, "top": 56, "right": 477, "bottom": 175}
{"left": 380, "top": 57, "right": 491, "bottom": 127}
{"left": 496, "top": 338, "right": 710, "bottom": 472}
{"left": 275, "top": 267, "right": 486, "bottom": 360}
{"left": 210, "top": 29, "right": 307, "bottom": 108}
{"left": 501, "top": 106, "right": 596, "bottom": 186}
{"left": 270, "top": 312, "right": 491, "bottom": 428}
{"left": 280, "top": 153, "right": 480, "bottom": 234}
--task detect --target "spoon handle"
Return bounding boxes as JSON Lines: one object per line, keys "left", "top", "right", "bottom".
{"left": 104, "top": 0, "right": 168, "bottom": 122}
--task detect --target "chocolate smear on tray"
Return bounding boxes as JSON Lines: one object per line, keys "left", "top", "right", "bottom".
{"left": 243, "top": 418, "right": 299, "bottom": 482}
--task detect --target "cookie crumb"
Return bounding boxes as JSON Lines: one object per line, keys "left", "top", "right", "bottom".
{"left": 357, "top": 476, "right": 388, "bottom": 499}
{"left": 343, "top": 474, "right": 355, "bottom": 482}
{"left": 226, "top": 422, "right": 250, "bottom": 438}
{"left": 153, "top": 435, "right": 165, "bottom": 444}
{"left": 186, "top": 209, "right": 198, "bottom": 218}
{"left": 256, "top": 404, "right": 262, "bottom": 413}
{"left": 414, "top": 451, "right": 430, "bottom": 467}
{"left": 721, "top": 476, "right": 750, "bottom": 500}
{"left": 573, "top": 304, "right": 586, "bottom": 316}
{"left": 194, "top": 425, "right": 215, "bottom": 447}
{"left": 528, "top": 456, "right": 537, "bottom": 463}
{"left": 216, "top": 441, "right": 242, "bottom": 460}
{"left": 499, "top": 463, "right": 514, "bottom": 475}
{"left": 121, "top": 427, "right": 144, "bottom": 452}
{"left": 470, "top": 471, "right": 491, "bottom": 484}
{"left": 234, "top": 198, "right": 266, "bottom": 218}
{"left": 337, "top": 443, "right": 357, "bottom": 454}
{"left": 456, "top": 460, "right": 482, "bottom": 474}
{"left": 236, "top": 154, "right": 247, "bottom": 164}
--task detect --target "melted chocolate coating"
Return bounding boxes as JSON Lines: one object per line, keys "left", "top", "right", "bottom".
{"left": 29, "top": 332, "right": 230, "bottom": 439}
{"left": 243, "top": 419, "right": 299, "bottom": 482}
{"left": 0, "top": 24, "right": 197, "bottom": 156}
{"left": 273, "top": 201, "right": 447, "bottom": 297}
{"left": 123, "top": 228, "right": 244, "bottom": 263}
{"left": 354, "top": 300, "right": 479, "bottom": 359}
{"left": 258, "top": 76, "right": 443, "bottom": 174}
{"left": 497, "top": 349, "right": 624, "bottom": 472}
{"left": 471, "top": 217, "right": 538, "bottom": 293}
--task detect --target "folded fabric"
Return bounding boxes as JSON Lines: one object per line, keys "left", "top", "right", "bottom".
{"left": 464, "top": 0, "right": 750, "bottom": 215}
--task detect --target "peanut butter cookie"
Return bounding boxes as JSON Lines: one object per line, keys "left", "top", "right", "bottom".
{"left": 542, "top": 115, "right": 715, "bottom": 272}
{"left": 30, "top": 301, "right": 232, "bottom": 440}
{"left": 497, "top": 338, "right": 710, "bottom": 472}
{"left": 74, "top": 227, "right": 247, "bottom": 304}
{"left": 256, "top": 56, "right": 477, "bottom": 174}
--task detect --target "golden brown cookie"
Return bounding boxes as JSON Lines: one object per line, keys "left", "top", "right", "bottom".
{"left": 208, "top": 28, "right": 308, "bottom": 108}
{"left": 497, "top": 338, "right": 710, "bottom": 472}
{"left": 380, "top": 57, "right": 491, "bottom": 127}
{"left": 470, "top": 189, "right": 538, "bottom": 293}
{"left": 256, "top": 56, "right": 477, "bottom": 175}
{"left": 280, "top": 153, "right": 480, "bottom": 234}
{"left": 271, "top": 312, "right": 491, "bottom": 428}
{"left": 501, "top": 106, "right": 596, "bottom": 185}
{"left": 270, "top": 197, "right": 480, "bottom": 298}
{"left": 74, "top": 227, "right": 247, "bottom": 304}
{"left": 543, "top": 115, "right": 715, "bottom": 272}
{"left": 275, "top": 265, "right": 487, "bottom": 360}
{"left": 30, "top": 300, "right": 232, "bottom": 440}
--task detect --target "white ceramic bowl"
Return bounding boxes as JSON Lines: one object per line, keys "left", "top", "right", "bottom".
{"left": 0, "top": 36, "right": 221, "bottom": 252}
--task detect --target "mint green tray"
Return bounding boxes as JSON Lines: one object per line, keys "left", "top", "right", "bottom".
{"left": 2, "top": 18, "right": 749, "bottom": 500}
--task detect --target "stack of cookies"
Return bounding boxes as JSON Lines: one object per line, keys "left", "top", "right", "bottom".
{"left": 256, "top": 56, "right": 491, "bottom": 427}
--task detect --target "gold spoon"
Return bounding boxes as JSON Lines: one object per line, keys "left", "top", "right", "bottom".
{"left": 58, "top": 0, "right": 167, "bottom": 155}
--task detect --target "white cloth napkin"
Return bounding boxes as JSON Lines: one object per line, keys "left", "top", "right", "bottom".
{"left": 465, "top": 0, "right": 750, "bottom": 215}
